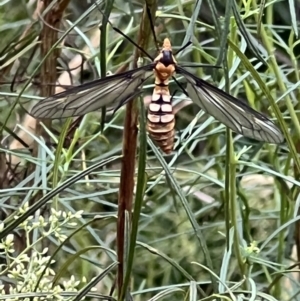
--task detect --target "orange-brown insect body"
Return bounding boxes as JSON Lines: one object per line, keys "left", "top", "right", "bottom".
{"left": 147, "top": 38, "right": 177, "bottom": 154}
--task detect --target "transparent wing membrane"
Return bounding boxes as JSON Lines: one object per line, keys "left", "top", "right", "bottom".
{"left": 29, "top": 45, "right": 284, "bottom": 147}
{"left": 176, "top": 66, "right": 284, "bottom": 144}
{"left": 30, "top": 65, "right": 154, "bottom": 119}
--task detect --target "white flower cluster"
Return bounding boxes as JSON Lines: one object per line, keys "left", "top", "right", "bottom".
{"left": 0, "top": 205, "right": 88, "bottom": 301}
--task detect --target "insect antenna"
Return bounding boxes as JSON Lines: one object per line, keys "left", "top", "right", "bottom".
{"left": 110, "top": 26, "right": 154, "bottom": 60}
{"left": 145, "top": 3, "right": 160, "bottom": 52}
{"left": 94, "top": 1, "right": 154, "bottom": 60}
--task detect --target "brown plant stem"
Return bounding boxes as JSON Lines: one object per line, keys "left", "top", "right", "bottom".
{"left": 31, "top": 0, "right": 70, "bottom": 249}
{"left": 117, "top": 0, "right": 158, "bottom": 298}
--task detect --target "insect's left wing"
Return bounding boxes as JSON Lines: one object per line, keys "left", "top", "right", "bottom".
{"left": 30, "top": 64, "right": 154, "bottom": 119}
{"left": 176, "top": 66, "right": 284, "bottom": 144}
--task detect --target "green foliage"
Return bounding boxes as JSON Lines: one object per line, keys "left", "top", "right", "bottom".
{"left": 0, "top": 0, "right": 299, "bottom": 300}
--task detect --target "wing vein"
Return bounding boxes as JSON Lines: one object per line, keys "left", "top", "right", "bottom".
{"left": 176, "top": 65, "right": 284, "bottom": 144}
{"left": 30, "top": 64, "right": 154, "bottom": 119}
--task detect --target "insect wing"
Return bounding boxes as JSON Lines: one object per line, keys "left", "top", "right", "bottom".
{"left": 176, "top": 66, "right": 284, "bottom": 144}
{"left": 30, "top": 65, "right": 154, "bottom": 119}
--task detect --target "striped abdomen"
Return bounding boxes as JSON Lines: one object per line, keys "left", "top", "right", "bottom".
{"left": 147, "top": 84, "right": 175, "bottom": 154}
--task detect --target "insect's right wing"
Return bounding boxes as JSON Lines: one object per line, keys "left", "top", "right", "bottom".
{"left": 176, "top": 66, "right": 284, "bottom": 144}
{"left": 30, "top": 64, "right": 154, "bottom": 119}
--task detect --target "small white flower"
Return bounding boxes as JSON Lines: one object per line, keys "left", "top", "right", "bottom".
{"left": 6, "top": 234, "right": 14, "bottom": 245}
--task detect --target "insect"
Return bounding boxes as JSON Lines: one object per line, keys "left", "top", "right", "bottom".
{"left": 30, "top": 38, "right": 284, "bottom": 154}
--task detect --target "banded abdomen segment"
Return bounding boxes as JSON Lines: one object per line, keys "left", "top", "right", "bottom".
{"left": 147, "top": 85, "right": 175, "bottom": 154}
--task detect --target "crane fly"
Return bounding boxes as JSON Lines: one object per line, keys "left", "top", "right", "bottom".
{"left": 30, "top": 38, "right": 284, "bottom": 153}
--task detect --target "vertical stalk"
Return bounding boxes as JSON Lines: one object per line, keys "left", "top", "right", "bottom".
{"left": 36, "top": 0, "right": 70, "bottom": 255}
{"left": 117, "top": 1, "right": 158, "bottom": 299}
